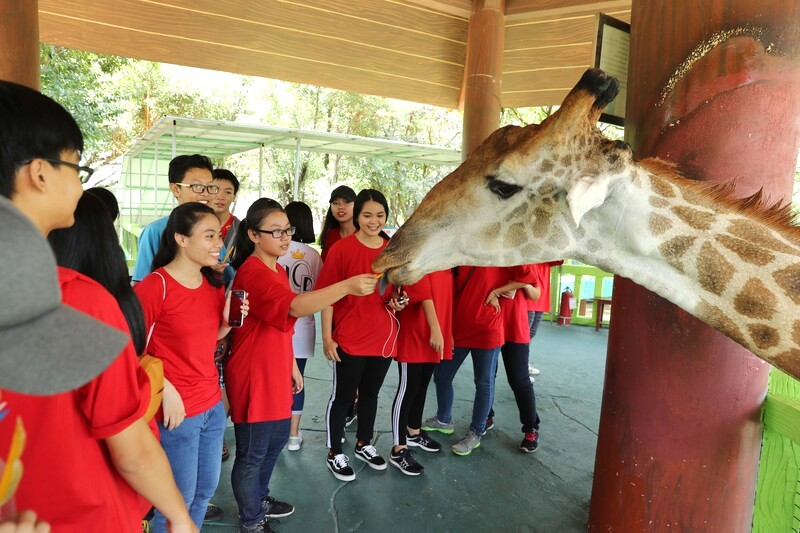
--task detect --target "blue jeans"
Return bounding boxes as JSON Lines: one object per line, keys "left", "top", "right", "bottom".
{"left": 433, "top": 346, "right": 500, "bottom": 436}
{"left": 153, "top": 401, "right": 226, "bottom": 533}
{"left": 231, "top": 418, "right": 291, "bottom": 527}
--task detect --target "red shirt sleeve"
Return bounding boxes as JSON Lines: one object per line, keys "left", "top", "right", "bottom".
{"left": 60, "top": 271, "right": 147, "bottom": 440}
{"left": 316, "top": 243, "right": 342, "bottom": 290}
{"left": 403, "top": 275, "right": 433, "bottom": 303}
{"left": 506, "top": 264, "right": 538, "bottom": 285}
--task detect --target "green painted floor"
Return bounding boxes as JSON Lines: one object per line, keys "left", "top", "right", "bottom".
{"left": 203, "top": 321, "right": 609, "bottom": 532}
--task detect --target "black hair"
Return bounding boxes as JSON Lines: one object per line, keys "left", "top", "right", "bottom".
{"left": 212, "top": 168, "right": 240, "bottom": 195}
{"left": 168, "top": 154, "right": 213, "bottom": 184}
{"left": 354, "top": 188, "right": 391, "bottom": 241}
{"left": 285, "top": 201, "right": 315, "bottom": 244}
{"left": 231, "top": 198, "right": 285, "bottom": 270}
{"left": 0, "top": 80, "right": 84, "bottom": 198}
{"left": 151, "top": 202, "right": 223, "bottom": 287}
{"left": 48, "top": 193, "right": 146, "bottom": 354}
{"left": 85, "top": 187, "right": 120, "bottom": 222}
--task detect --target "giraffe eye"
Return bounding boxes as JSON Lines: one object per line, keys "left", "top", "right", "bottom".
{"left": 488, "top": 179, "right": 522, "bottom": 200}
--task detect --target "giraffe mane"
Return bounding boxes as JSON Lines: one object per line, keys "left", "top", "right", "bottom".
{"left": 638, "top": 157, "right": 800, "bottom": 242}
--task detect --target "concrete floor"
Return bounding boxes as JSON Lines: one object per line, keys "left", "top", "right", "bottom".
{"left": 203, "top": 321, "right": 609, "bottom": 532}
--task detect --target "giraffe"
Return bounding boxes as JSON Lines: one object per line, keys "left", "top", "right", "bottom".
{"left": 373, "top": 68, "right": 800, "bottom": 380}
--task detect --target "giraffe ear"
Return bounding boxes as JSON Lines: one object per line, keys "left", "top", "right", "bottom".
{"left": 566, "top": 175, "right": 609, "bottom": 227}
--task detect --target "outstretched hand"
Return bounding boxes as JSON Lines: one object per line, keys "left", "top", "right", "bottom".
{"left": 346, "top": 274, "right": 379, "bottom": 296}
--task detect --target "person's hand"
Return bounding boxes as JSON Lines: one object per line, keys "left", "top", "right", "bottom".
{"left": 484, "top": 290, "right": 501, "bottom": 313}
{"left": 429, "top": 327, "right": 444, "bottom": 359}
{"left": 387, "top": 290, "right": 409, "bottom": 312}
{"left": 345, "top": 274, "right": 379, "bottom": 296}
{"left": 323, "top": 338, "right": 340, "bottom": 362}
{"left": 292, "top": 367, "right": 304, "bottom": 394}
{"left": 0, "top": 510, "right": 51, "bottom": 533}
{"left": 499, "top": 289, "right": 516, "bottom": 299}
{"left": 161, "top": 379, "right": 186, "bottom": 430}
{"left": 166, "top": 515, "right": 198, "bottom": 533}
{"left": 222, "top": 292, "right": 249, "bottom": 327}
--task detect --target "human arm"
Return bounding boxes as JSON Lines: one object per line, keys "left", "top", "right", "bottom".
{"left": 522, "top": 284, "right": 542, "bottom": 301}
{"left": 160, "top": 378, "right": 185, "bottom": 431}
{"left": 421, "top": 299, "right": 444, "bottom": 359}
{"left": 289, "top": 274, "right": 377, "bottom": 318}
{"left": 484, "top": 280, "right": 532, "bottom": 312}
{"left": 291, "top": 358, "right": 304, "bottom": 394}
{"left": 321, "top": 306, "right": 340, "bottom": 362}
{"left": 106, "top": 419, "right": 197, "bottom": 533}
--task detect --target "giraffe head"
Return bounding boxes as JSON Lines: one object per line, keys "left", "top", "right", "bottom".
{"left": 374, "top": 69, "right": 634, "bottom": 284}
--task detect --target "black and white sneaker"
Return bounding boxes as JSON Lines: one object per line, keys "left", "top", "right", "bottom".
{"left": 262, "top": 496, "right": 294, "bottom": 518}
{"left": 406, "top": 430, "right": 441, "bottom": 452}
{"left": 354, "top": 442, "right": 388, "bottom": 470}
{"left": 326, "top": 453, "right": 356, "bottom": 481}
{"left": 389, "top": 447, "right": 424, "bottom": 476}
{"left": 520, "top": 431, "right": 539, "bottom": 453}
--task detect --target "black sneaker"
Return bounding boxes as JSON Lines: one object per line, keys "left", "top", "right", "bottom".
{"left": 354, "top": 442, "right": 388, "bottom": 470}
{"left": 204, "top": 503, "right": 223, "bottom": 522}
{"left": 327, "top": 452, "right": 356, "bottom": 481}
{"left": 406, "top": 430, "right": 441, "bottom": 453}
{"left": 389, "top": 447, "right": 424, "bottom": 476}
{"left": 262, "top": 496, "right": 294, "bottom": 518}
{"left": 520, "top": 431, "right": 539, "bottom": 453}
{"left": 485, "top": 417, "right": 495, "bottom": 431}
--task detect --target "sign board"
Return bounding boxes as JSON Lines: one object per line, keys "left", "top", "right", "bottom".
{"left": 593, "top": 13, "right": 630, "bottom": 126}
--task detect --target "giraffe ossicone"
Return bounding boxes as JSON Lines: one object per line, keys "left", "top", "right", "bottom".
{"left": 373, "top": 68, "right": 800, "bottom": 380}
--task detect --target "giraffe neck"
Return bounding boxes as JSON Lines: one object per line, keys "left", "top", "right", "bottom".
{"left": 570, "top": 165, "right": 800, "bottom": 376}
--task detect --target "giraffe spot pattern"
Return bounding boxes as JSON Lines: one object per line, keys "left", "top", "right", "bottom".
{"left": 587, "top": 239, "right": 601, "bottom": 253}
{"left": 773, "top": 263, "right": 800, "bottom": 305}
{"left": 697, "top": 300, "right": 748, "bottom": 347}
{"left": 649, "top": 175, "right": 676, "bottom": 198}
{"left": 747, "top": 324, "right": 781, "bottom": 350}
{"left": 538, "top": 181, "right": 558, "bottom": 196}
{"left": 540, "top": 160, "right": 554, "bottom": 173}
{"left": 728, "top": 219, "right": 798, "bottom": 256}
{"left": 771, "top": 349, "right": 800, "bottom": 381}
{"left": 533, "top": 207, "right": 552, "bottom": 238}
{"left": 794, "top": 321, "right": 800, "bottom": 346}
{"left": 649, "top": 196, "right": 670, "bottom": 209}
{"left": 649, "top": 214, "right": 673, "bottom": 235}
{"left": 554, "top": 168, "right": 565, "bottom": 177}
{"left": 671, "top": 205, "right": 715, "bottom": 231}
{"left": 658, "top": 236, "right": 696, "bottom": 272}
{"left": 716, "top": 234, "right": 775, "bottom": 266}
{"left": 680, "top": 186, "right": 718, "bottom": 210}
{"left": 551, "top": 225, "right": 569, "bottom": 249}
{"left": 733, "top": 278, "right": 777, "bottom": 319}
{"left": 561, "top": 154, "right": 573, "bottom": 167}
{"left": 696, "top": 242, "right": 734, "bottom": 296}
{"left": 504, "top": 222, "right": 527, "bottom": 247}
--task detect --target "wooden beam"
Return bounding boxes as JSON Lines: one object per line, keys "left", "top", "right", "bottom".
{"left": 0, "top": 0, "right": 40, "bottom": 89}
{"left": 505, "top": 0, "right": 631, "bottom": 21}
{"left": 401, "top": 0, "right": 473, "bottom": 19}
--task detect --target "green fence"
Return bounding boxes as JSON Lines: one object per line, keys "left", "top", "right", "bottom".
{"left": 544, "top": 262, "right": 615, "bottom": 328}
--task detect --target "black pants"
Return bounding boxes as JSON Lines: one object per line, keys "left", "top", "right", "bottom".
{"left": 326, "top": 348, "right": 392, "bottom": 454}
{"left": 391, "top": 361, "right": 436, "bottom": 446}
{"left": 492, "top": 341, "right": 540, "bottom": 432}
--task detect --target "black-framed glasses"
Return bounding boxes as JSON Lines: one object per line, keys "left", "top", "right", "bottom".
{"left": 19, "top": 158, "right": 95, "bottom": 184}
{"left": 252, "top": 227, "right": 297, "bottom": 239}
{"left": 174, "top": 183, "right": 220, "bottom": 194}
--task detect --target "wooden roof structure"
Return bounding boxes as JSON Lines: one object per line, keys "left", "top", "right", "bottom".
{"left": 38, "top": 0, "right": 631, "bottom": 110}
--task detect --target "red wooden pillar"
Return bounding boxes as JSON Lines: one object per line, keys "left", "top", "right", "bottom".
{"left": 588, "top": 1, "right": 800, "bottom": 531}
{"left": 461, "top": 0, "right": 505, "bottom": 158}
{"left": 0, "top": 0, "right": 40, "bottom": 89}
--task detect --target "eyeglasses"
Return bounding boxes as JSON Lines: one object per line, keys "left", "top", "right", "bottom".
{"left": 252, "top": 227, "right": 297, "bottom": 239}
{"left": 19, "top": 158, "right": 95, "bottom": 184}
{"left": 174, "top": 183, "right": 220, "bottom": 194}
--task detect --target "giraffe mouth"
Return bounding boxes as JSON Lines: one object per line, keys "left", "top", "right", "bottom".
{"left": 378, "top": 264, "right": 423, "bottom": 288}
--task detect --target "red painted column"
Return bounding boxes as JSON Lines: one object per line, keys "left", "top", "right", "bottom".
{"left": 0, "top": 0, "right": 40, "bottom": 89}
{"left": 588, "top": 1, "right": 800, "bottom": 530}
{"left": 461, "top": 0, "right": 505, "bottom": 158}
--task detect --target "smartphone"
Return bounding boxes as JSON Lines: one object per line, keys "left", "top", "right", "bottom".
{"left": 228, "top": 290, "right": 245, "bottom": 328}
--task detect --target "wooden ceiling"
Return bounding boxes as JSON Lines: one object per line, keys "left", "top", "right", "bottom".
{"left": 38, "top": 0, "right": 631, "bottom": 109}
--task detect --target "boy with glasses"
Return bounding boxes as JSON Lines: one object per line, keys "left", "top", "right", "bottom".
{"left": 132, "top": 154, "right": 230, "bottom": 283}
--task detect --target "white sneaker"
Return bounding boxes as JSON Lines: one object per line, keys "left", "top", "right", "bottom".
{"left": 528, "top": 366, "right": 541, "bottom": 376}
{"left": 287, "top": 431, "right": 303, "bottom": 451}
{"left": 530, "top": 376, "right": 535, "bottom": 383}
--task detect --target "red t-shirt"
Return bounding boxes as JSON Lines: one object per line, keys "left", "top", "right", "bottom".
{"left": 0, "top": 268, "right": 150, "bottom": 532}
{"left": 316, "top": 234, "right": 397, "bottom": 357}
{"left": 397, "top": 270, "right": 454, "bottom": 363}
{"left": 452, "top": 265, "right": 537, "bottom": 349}
{"left": 501, "top": 277, "right": 542, "bottom": 344}
{"left": 220, "top": 214, "right": 236, "bottom": 241}
{"left": 320, "top": 228, "right": 342, "bottom": 262}
{"left": 527, "top": 261, "right": 563, "bottom": 312}
{"left": 135, "top": 268, "right": 223, "bottom": 418}
{"left": 227, "top": 257, "right": 298, "bottom": 423}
